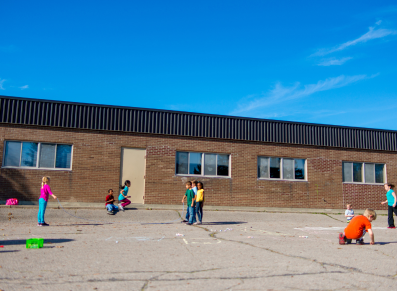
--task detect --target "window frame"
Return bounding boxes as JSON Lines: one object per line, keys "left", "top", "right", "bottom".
{"left": 175, "top": 151, "right": 231, "bottom": 178}
{"left": 257, "top": 156, "right": 307, "bottom": 182}
{"left": 2, "top": 140, "right": 73, "bottom": 171}
{"left": 342, "top": 161, "right": 386, "bottom": 185}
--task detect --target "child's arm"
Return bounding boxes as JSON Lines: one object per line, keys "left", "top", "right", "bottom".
{"left": 120, "top": 189, "right": 128, "bottom": 198}
{"left": 47, "top": 186, "right": 57, "bottom": 200}
{"left": 381, "top": 200, "right": 388, "bottom": 205}
{"left": 393, "top": 192, "right": 397, "bottom": 208}
{"left": 368, "top": 229, "right": 375, "bottom": 245}
{"left": 181, "top": 195, "right": 186, "bottom": 203}
{"left": 191, "top": 195, "right": 196, "bottom": 207}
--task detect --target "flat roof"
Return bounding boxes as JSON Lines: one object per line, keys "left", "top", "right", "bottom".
{"left": 1, "top": 95, "right": 396, "bottom": 151}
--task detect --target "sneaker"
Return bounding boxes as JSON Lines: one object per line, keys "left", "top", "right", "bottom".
{"left": 346, "top": 239, "right": 352, "bottom": 244}
{"left": 182, "top": 219, "right": 188, "bottom": 223}
{"left": 186, "top": 223, "right": 192, "bottom": 225}
{"left": 118, "top": 204, "right": 124, "bottom": 211}
{"left": 356, "top": 239, "right": 364, "bottom": 245}
{"left": 42, "top": 222, "right": 49, "bottom": 226}
{"left": 193, "top": 222, "right": 198, "bottom": 225}
{"left": 387, "top": 226, "right": 396, "bottom": 229}
{"left": 338, "top": 232, "right": 346, "bottom": 245}
{"left": 107, "top": 211, "right": 113, "bottom": 215}
{"left": 37, "top": 223, "right": 42, "bottom": 227}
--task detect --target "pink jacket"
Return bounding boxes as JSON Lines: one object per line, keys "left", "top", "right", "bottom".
{"left": 40, "top": 184, "right": 53, "bottom": 202}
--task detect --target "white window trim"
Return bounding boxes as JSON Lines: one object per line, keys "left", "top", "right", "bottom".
{"left": 175, "top": 151, "right": 231, "bottom": 178}
{"left": 2, "top": 140, "right": 73, "bottom": 171}
{"left": 257, "top": 156, "right": 308, "bottom": 182}
{"left": 342, "top": 161, "right": 386, "bottom": 185}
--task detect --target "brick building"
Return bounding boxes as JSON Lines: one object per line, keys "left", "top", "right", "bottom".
{"left": 1, "top": 95, "right": 396, "bottom": 210}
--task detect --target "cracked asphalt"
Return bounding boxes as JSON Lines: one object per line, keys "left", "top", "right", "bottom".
{"left": 1, "top": 207, "right": 397, "bottom": 290}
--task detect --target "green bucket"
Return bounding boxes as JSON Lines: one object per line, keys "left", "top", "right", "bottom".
{"left": 26, "top": 238, "right": 44, "bottom": 249}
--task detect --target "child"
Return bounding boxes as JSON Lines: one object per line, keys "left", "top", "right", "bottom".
{"left": 105, "top": 189, "right": 119, "bottom": 215}
{"left": 194, "top": 181, "right": 205, "bottom": 225}
{"left": 191, "top": 180, "right": 198, "bottom": 196}
{"left": 37, "top": 177, "right": 57, "bottom": 226}
{"left": 118, "top": 180, "right": 131, "bottom": 211}
{"left": 339, "top": 208, "right": 376, "bottom": 245}
{"left": 181, "top": 180, "right": 197, "bottom": 223}
{"left": 182, "top": 181, "right": 196, "bottom": 225}
{"left": 345, "top": 204, "right": 354, "bottom": 223}
{"left": 381, "top": 183, "right": 397, "bottom": 229}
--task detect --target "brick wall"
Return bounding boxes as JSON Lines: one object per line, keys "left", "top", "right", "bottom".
{"left": 0, "top": 124, "right": 395, "bottom": 210}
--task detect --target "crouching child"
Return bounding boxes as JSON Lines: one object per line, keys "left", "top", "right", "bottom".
{"left": 339, "top": 209, "right": 376, "bottom": 245}
{"left": 106, "top": 189, "right": 119, "bottom": 215}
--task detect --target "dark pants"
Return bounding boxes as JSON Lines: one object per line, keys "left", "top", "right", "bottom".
{"left": 196, "top": 201, "right": 203, "bottom": 222}
{"left": 388, "top": 205, "right": 397, "bottom": 227}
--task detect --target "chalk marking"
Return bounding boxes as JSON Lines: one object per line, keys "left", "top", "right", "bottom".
{"left": 105, "top": 237, "right": 113, "bottom": 241}
{"left": 182, "top": 238, "right": 221, "bottom": 245}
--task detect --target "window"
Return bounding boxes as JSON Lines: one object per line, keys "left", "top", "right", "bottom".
{"left": 258, "top": 157, "right": 306, "bottom": 180}
{"left": 3, "top": 141, "right": 73, "bottom": 170}
{"left": 176, "top": 152, "right": 230, "bottom": 177}
{"left": 342, "top": 162, "right": 385, "bottom": 184}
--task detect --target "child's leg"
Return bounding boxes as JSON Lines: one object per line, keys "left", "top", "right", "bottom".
{"left": 200, "top": 204, "right": 203, "bottom": 222}
{"left": 188, "top": 206, "right": 195, "bottom": 224}
{"left": 38, "top": 198, "right": 47, "bottom": 223}
{"left": 195, "top": 202, "right": 201, "bottom": 222}
{"left": 106, "top": 204, "right": 112, "bottom": 212}
{"left": 113, "top": 205, "right": 119, "bottom": 211}
{"left": 388, "top": 206, "right": 395, "bottom": 227}
{"left": 121, "top": 198, "right": 131, "bottom": 208}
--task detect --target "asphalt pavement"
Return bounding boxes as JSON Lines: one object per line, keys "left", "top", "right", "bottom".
{"left": 0, "top": 207, "right": 396, "bottom": 290}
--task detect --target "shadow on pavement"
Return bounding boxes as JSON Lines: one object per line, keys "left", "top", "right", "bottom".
{"left": 0, "top": 239, "right": 74, "bottom": 246}
{"left": 203, "top": 221, "right": 247, "bottom": 225}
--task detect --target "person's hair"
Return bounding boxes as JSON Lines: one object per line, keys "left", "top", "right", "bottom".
{"left": 120, "top": 180, "right": 131, "bottom": 189}
{"left": 197, "top": 181, "right": 204, "bottom": 189}
{"left": 346, "top": 203, "right": 352, "bottom": 207}
{"left": 385, "top": 183, "right": 395, "bottom": 189}
{"left": 185, "top": 181, "right": 192, "bottom": 186}
{"left": 41, "top": 177, "right": 50, "bottom": 189}
{"left": 108, "top": 189, "right": 113, "bottom": 193}
{"left": 191, "top": 180, "right": 198, "bottom": 185}
{"left": 364, "top": 208, "right": 377, "bottom": 220}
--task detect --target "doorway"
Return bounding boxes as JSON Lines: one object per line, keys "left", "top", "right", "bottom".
{"left": 120, "top": 148, "right": 146, "bottom": 204}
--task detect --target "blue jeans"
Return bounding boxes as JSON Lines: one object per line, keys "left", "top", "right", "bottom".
{"left": 188, "top": 205, "right": 196, "bottom": 224}
{"left": 37, "top": 198, "right": 47, "bottom": 223}
{"left": 185, "top": 203, "right": 190, "bottom": 221}
{"left": 106, "top": 204, "right": 119, "bottom": 212}
{"left": 196, "top": 202, "right": 203, "bottom": 222}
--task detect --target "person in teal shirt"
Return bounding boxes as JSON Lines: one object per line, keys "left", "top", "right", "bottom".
{"left": 381, "top": 183, "right": 397, "bottom": 228}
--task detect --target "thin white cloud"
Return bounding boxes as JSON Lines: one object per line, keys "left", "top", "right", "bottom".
{"left": 19, "top": 85, "right": 29, "bottom": 90}
{"left": 232, "top": 74, "right": 372, "bottom": 115}
{"left": 0, "top": 78, "right": 5, "bottom": 90}
{"left": 313, "top": 22, "right": 397, "bottom": 56}
{"left": 318, "top": 57, "right": 352, "bottom": 66}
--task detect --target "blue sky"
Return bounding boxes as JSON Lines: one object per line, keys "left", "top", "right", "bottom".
{"left": 1, "top": 1, "right": 397, "bottom": 130}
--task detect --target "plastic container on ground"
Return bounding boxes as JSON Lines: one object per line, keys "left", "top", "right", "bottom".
{"left": 26, "top": 238, "right": 44, "bottom": 249}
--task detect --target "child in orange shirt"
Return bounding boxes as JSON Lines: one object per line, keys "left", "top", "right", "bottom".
{"left": 339, "top": 209, "right": 376, "bottom": 245}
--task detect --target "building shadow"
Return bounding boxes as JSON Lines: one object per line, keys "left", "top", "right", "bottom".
{"left": 0, "top": 169, "right": 32, "bottom": 203}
